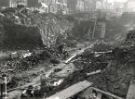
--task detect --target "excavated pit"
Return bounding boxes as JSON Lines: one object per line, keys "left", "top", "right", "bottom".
{"left": 0, "top": 8, "right": 133, "bottom": 99}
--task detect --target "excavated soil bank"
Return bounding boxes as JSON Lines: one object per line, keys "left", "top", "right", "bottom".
{"left": 47, "top": 30, "right": 135, "bottom": 97}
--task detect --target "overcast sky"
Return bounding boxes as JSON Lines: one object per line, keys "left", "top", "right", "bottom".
{"left": 107, "top": 0, "right": 128, "bottom": 3}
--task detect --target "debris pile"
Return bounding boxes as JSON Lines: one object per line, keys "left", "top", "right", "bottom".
{"left": 0, "top": 17, "right": 6, "bottom": 46}
{"left": 124, "top": 29, "right": 135, "bottom": 45}
{"left": 29, "top": 13, "right": 73, "bottom": 47}
{"left": 45, "top": 30, "right": 135, "bottom": 98}
{"left": 0, "top": 8, "right": 74, "bottom": 49}
{"left": 92, "top": 42, "right": 113, "bottom": 52}
{"left": 119, "top": 12, "right": 135, "bottom": 25}
{"left": 0, "top": 7, "right": 132, "bottom": 99}
{"left": 0, "top": 49, "right": 55, "bottom": 73}
{"left": 0, "top": 7, "right": 126, "bottom": 50}
{"left": 0, "top": 49, "right": 60, "bottom": 89}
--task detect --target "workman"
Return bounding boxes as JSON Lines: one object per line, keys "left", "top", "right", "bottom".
{"left": 34, "top": 86, "right": 41, "bottom": 97}
{"left": 58, "top": 43, "right": 65, "bottom": 53}
{"left": 57, "top": 43, "right": 69, "bottom": 59}
{"left": 21, "top": 85, "right": 34, "bottom": 98}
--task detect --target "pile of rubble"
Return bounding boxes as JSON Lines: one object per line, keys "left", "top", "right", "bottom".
{"left": 0, "top": 7, "right": 74, "bottom": 49}
{"left": 0, "top": 7, "right": 126, "bottom": 50}
{"left": 92, "top": 41, "right": 113, "bottom": 52}
{"left": 0, "top": 48, "right": 64, "bottom": 89}
{"left": 0, "top": 17, "right": 6, "bottom": 46}
{"left": 0, "top": 7, "right": 132, "bottom": 99}
{"left": 0, "top": 48, "right": 61, "bottom": 73}
{"left": 44, "top": 30, "right": 135, "bottom": 98}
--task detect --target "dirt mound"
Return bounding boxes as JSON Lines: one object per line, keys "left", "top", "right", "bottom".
{"left": 67, "top": 20, "right": 95, "bottom": 41}
{"left": 86, "top": 61, "right": 134, "bottom": 97}
{"left": 0, "top": 49, "right": 53, "bottom": 75}
{"left": 119, "top": 12, "right": 135, "bottom": 25}
{"left": 50, "top": 59, "right": 133, "bottom": 98}
{"left": 0, "top": 18, "right": 6, "bottom": 46}
{"left": 48, "top": 34, "right": 135, "bottom": 97}
{"left": 0, "top": 49, "right": 56, "bottom": 89}
{"left": 27, "top": 13, "right": 73, "bottom": 47}
{"left": 49, "top": 62, "right": 108, "bottom": 96}
{"left": 124, "top": 29, "right": 135, "bottom": 45}
{"left": 92, "top": 42, "right": 113, "bottom": 52}
{"left": 0, "top": 8, "right": 126, "bottom": 50}
{"left": 0, "top": 8, "right": 74, "bottom": 49}
{"left": 3, "top": 23, "right": 43, "bottom": 50}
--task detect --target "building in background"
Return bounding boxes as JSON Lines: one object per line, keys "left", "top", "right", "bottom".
{"left": 27, "top": 0, "right": 38, "bottom": 8}
{"left": 84, "top": 0, "right": 90, "bottom": 11}
{"left": 84, "top": 0, "right": 96, "bottom": 12}
{"left": 67, "top": 0, "right": 76, "bottom": 13}
{"left": 56, "top": 0, "right": 67, "bottom": 14}
{"left": 50, "top": 0, "right": 57, "bottom": 13}
{"left": 96, "top": 1, "right": 102, "bottom": 10}
{"left": 38, "top": 0, "right": 57, "bottom": 13}
{"left": 76, "top": 0, "right": 85, "bottom": 12}
{"left": 124, "top": 0, "right": 135, "bottom": 12}
{"left": 0, "top": 0, "right": 10, "bottom": 8}
{"left": 95, "top": 0, "right": 114, "bottom": 11}
{"left": 10, "top": 0, "right": 27, "bottom": 7}
{"left": 38, "top": 0, "right": 49, "bottom": 13}
{"left": 67, "top": 0, "right": 85, "bottom": 14}
{"left": 113, "top": 1, "right": 124, "bottom": 12}
{"left": 107, "top": 2, "right": 114, "bottom": 10}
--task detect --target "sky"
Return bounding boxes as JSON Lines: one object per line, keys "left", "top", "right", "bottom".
{"left": 107, "top": 0, "right": 128, "bottom": 3}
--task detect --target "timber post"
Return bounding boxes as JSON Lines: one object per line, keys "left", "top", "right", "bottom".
{"left": 1, "top": 74, "right": 8, "bottom": 99}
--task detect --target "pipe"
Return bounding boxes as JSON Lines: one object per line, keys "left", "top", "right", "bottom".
{"left": 91, "top": 87, "right": 124, "bottom": 99}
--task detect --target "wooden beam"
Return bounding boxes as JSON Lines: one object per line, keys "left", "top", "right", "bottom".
{"left": 65, "top": 44, "right": 94, "bottom": 64}
{"left": 91, "top": 87, "right": 124, "bottom": 99}
{"left": 92, "top": 19, "right": 97, "bottom": 39}
{"left": 86, "top": 70, "right": 101, "bottom": 76}
{"left": 46, "top": 80, "right": 93, "bottom": 99}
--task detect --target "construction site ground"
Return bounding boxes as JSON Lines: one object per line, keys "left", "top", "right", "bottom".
{"left": 1, "top": 8, "right": 135, "bottom": 99}
{"left": 6, "top": 43, "right": 90, "bottom": 99}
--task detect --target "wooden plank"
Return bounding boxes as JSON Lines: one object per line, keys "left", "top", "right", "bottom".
{"left": 78, "top": 87, "right": 93, "bottom": 99}
{"left": 91, "top": 87, "right": 124, "bottom": 99}
{"left": 65, "top": 54, "right": 77, "bottom": 63}
{"left": 126, "top": 79, "right": 135, "bottom": 99}
{"left": 86, "top": 70, "right": 101, "bottom": 76}
{"left": 65, "top": 44, "right": 94, "bottom": 64}
{"left": 46, "top": 80, "right": 93, "bottom": 99}
{"left": 92, "top": 19, "right": 97, "bottom": 39}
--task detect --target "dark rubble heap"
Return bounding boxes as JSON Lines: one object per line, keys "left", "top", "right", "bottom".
{"left": 0, "top": 8, "right": 125, "bottom": 50}
{"left": 0, "top": 49, "right": 56, "bottom": 89}
{"left": 0, "top": 7, "right": 132, "bottom": 98}
{"left": 48, "top": 30, "right": 135, "bottom": 98}
{"left": 0, "top": 15, "right": 6, "bottom": 46}
{"left": 0, "top": 8, "right": 74, "bottom": 50}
